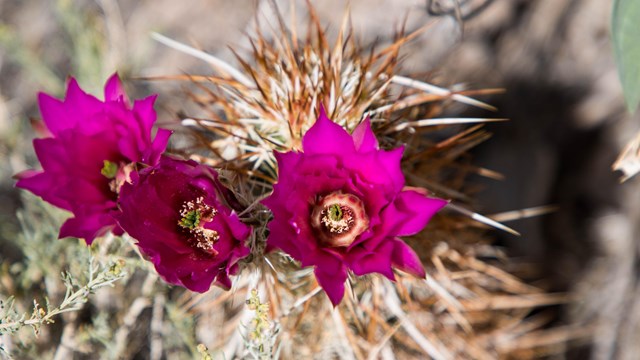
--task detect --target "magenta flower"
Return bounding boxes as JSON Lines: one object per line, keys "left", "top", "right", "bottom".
{"left": 15, "top": 74, "right": 171, "bottom": 244}
{"left": 262, "top": 108, "right": 447, "bottom": 305}
{"left": 115, "top": 156, "right": 251, "bottom": 292}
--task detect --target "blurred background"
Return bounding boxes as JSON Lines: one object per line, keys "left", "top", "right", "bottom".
{"left": 1, "top": 0, "right": 637, "bottom": 358}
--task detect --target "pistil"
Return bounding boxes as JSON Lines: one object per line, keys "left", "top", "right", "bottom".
{"left": 179, "top": 197, "right": 220, "bottom": 255}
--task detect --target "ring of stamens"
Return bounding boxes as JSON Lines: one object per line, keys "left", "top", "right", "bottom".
{"left": 311, "top": 192, "right": 369, "bottom": 247}
{"left": 321, "top": 204, "right": 354, "bottom": 233}
{"left": 178, "top": 197, "right": 220, "bottom": 255}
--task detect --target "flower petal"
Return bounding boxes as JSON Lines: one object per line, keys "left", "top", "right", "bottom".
{"left": 143, "top": 128, "right": 172, "bottom": 165}
{"left": 15, "top": 170, "right": 71, "bottom": 210}
{"left": 104, "top": 73, "right": 130, "bottom": 105}
{"left": 59, "top": 213, "right": 117, "bottom": 244}
{"left": 133, "top": 94, "right": 158, "bottom": 137}
{"left": 376, "top": 146, "right": 405, "bottom": 191}
{"left": 384, "top": 189, "right": 448, "bottom": 236}
{"left": 65, "top": 78, "right": 103, "bottom": 128}
{"left": 302, "top": 106, "right": 355, "bottom": 155}
{"left": 314, "top": 252, "right": 348, "bottom": 306}
{"left": 348, "top": 241, "right": 395, "bottom": 280}
{"left": 38, "top": 92, "right": 70, "bottom": 136}
{"left": 214, "top": 272, "right": 232, "bottom": 291}
{"left": 391, "top": 239, "right": 426, "bottom": 278}
{"left": 33, "top": 138, "right": 69, "bottom": 173}
{"left": 352, "top": 117, "right": 378, "bottom": 152}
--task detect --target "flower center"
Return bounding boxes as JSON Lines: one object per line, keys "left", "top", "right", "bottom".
{"left": 179, "top": 209, "right": 201, "bottom": 229}
{"left": 178, "top": 197, "right": 220, "bottom": 255}
{"left": 311, "top": 192, "right": 369, "bottom": 247}
{"left": 102, "top": 160, "right": 134, "bottom": 194}
{"left": 321, "top": 204, "right": 354, "bottom": 233}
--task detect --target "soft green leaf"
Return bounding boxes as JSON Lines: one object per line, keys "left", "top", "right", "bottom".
{"left": 613, "top": 0, "right": 640, "bottom": 113}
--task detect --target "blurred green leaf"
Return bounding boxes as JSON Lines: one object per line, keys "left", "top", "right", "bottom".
{"left": 613, "top": 0, "right": 640, "bottom": 114}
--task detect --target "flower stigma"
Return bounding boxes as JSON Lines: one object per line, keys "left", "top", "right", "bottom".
{"left": 101, "top": 160, "right": 118, "bottom": 179}
{"left": 179, "top": 209, "right": 201, "bottom": 229}
{"left": 179, "top": 197, "right": 220, "bottom": 255}
{"left": 328, "top": 204, "right": 343, "bottom": 222}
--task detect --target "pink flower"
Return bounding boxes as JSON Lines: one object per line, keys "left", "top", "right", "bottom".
{"left": 15, "top": 74, "right": 171, "bottom": 244}
{"left": 115, "top": 156, "right": 251, "bottom": 292}
{"left": 262, "top": 108, "right": 447, "bottom": 305}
